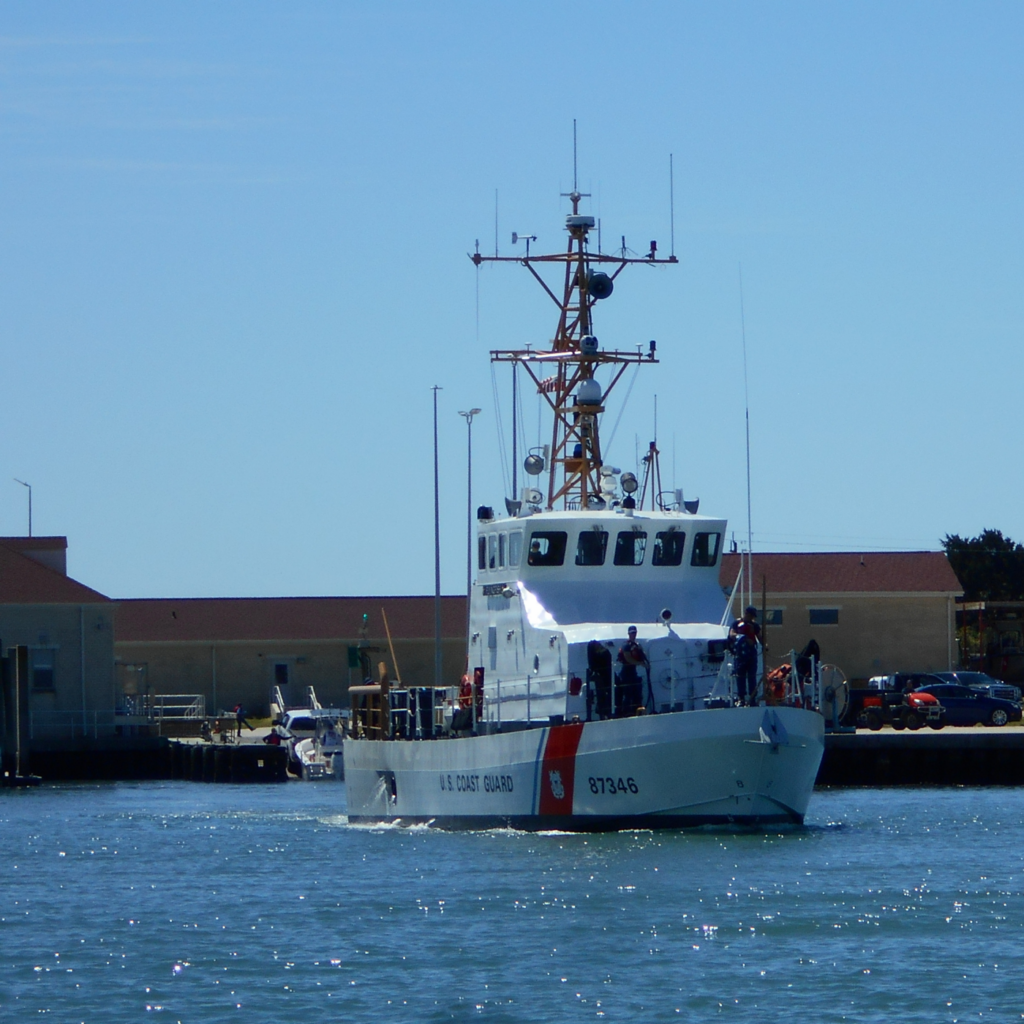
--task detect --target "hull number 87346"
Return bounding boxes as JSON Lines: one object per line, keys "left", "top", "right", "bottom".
{"left": 589, "top": 776, "right": 639, "bottom": 795}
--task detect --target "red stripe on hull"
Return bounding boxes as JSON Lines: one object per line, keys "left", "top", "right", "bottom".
{"left": 538, "top": 722, "right": 585, "bottom": 815}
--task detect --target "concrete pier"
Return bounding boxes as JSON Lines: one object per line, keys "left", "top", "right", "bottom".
{"left": 819, "top": 727, "right": 1024, "bottom": 786}
{"left": 16, "top": 728, "right": 1024, "bottom": 787}
{"left": 167, "top": 740, "right": 289, "bottom": 783}
{"left": 20, "top": 738, "right": 289, "bottom": 783}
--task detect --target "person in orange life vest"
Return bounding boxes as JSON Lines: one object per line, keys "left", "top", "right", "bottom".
{"left": 729, "top": 606, "right": 761, "bottom": 706}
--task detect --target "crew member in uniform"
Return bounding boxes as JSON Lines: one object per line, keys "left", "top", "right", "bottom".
{"left": 729, "top": 606, "right": 762, "bottom": 706}
{"left": 616, "top": 626, "right": 649, "bottom": 716}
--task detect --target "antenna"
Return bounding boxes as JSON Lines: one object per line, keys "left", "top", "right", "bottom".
{"left": 471, "top": 167, "right": 675, "bottom": 510}
{"left": 494, "top": 190, "right": 499, "bottom": 257}
{"left": 573, "top": 118, "right": 578, "bottom": 192}
{"left": 669, "top": 153, "right": 675, "bottom": 259}
{"left": 739, "top": 265, "right": 753, "bottom": 611}
{"left": 511, "top": 231, "right": 536, "bottom": 258}
{"left": 511, "top": 362, "right": 518, "bottom": 501}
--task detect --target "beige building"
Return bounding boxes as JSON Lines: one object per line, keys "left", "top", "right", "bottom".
{"left": 111, "top": 552, "right": 963, "bottom": 711}
{"left": 720, "top": 551, "right": 963, "bottom": 681}
{"left": 114, "top": 596, "right": 469, "bottom": 717}
{"left": 0, "top": 537, "right": 116, "bottom": 754}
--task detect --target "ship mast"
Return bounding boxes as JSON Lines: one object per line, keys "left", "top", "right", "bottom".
{"left": 472, "top": 188, "right": 677, "bottom": 510}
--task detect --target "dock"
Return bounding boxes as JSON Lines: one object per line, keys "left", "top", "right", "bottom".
{"left": 819, "top": 726, "right": 1024, "bottom": 786}
{"left": 18, "top": 736, "right": 288, "bottom": 783}
{"left": 11, "top": 726, "right": 1024, "bottom": 787}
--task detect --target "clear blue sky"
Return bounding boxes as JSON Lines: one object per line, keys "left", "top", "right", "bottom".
{"left": 1, "top": 2, "right": 1021, "bottom": 598}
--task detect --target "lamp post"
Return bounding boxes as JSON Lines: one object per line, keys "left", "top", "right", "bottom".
{"left": 458, "top": 409, "right": 482, "bottom": 616}
{"left": 432, "top": 386, "right": 443, "bottom": 691}
{"left": 14, "top": 479, "right": 31, "bottom": 536}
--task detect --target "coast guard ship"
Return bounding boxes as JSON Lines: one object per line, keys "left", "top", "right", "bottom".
{"left": 345, "top": 178, "right": 825, "bottom": 829}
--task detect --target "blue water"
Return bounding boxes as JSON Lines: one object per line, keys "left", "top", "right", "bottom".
{"left": 1, "top": 783, "right": 1021, "bottom": 1023}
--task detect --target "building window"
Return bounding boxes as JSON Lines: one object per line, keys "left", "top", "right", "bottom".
{"left": 527, "top": 531, "right": 567, "bottom": 566}
{"left": 576, "top": 530, "right": 608, "bottom": 566}
{"left": 765, "top": 609, "right": 783, "bottom": 626}
{"left": 508, "top": 531, "right": 523, "bottom": 567}
{"left": 690, "top": 532, "right": 721, "bottom": 567}
{"left": 809, "top": 608, "right": 839, "bottom": 626}
{"left": 613, "top": 530, "right": 647, "bottom": 566}
{"left": 653, "top": 531, "right": 686, "bottom": 567}
{"left": 31, "top": 648, "right": 56, "bottom": 691}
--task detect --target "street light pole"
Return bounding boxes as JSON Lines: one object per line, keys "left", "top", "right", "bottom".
{"left": 14, "top": 479, "right": 31, "bottom": 536}
{"left": 432, "top": 386, "right": 443, "bottom": 691}
{"left": 458, "top": 408, "right": 482, "bottom": 636}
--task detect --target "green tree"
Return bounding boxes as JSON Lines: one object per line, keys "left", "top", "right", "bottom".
{"left": 942, "top": 529, "right": 1024, "bottom": 601}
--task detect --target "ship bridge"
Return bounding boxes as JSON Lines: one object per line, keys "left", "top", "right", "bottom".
{"left": 475, "top": 509, "right": 729, "bottom": 628}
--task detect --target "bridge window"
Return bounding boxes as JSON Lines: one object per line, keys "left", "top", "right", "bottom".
{"left": 613, "top": 530, "right": 648, "bottom": 566}
{"left": 528, "top": 531, "right": 567, "bottom": 566}
{"left": 488, "top": 534, "right": 498, "bottom": 569}
{"left": 690, "top": 532, "right": 721, "bottom": 567}
{"left": 508, "top": 531, "right": 523, "bottom": 567}
{"left": 653, "top": 530, "right": 686, "bottom": 566}
{"left": 576, "top": 529, "right": 608, "bottom": 566}
{"left": 498, "top": 533, "right": 506, "bottom": 568}
{"left": 478, "top": 536, "right": 487, "bottom": 571}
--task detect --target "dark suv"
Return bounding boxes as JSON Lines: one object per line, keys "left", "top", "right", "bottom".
{"left": 930, "top": 672, "right": 1022, "bottom": 704}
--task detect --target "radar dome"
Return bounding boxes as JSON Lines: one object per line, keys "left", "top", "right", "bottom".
{"left": 588, "top": 271, "right": 614, "bottom": 300}
{"left": 577, "top": 379, "right": 602, "bottom": 406}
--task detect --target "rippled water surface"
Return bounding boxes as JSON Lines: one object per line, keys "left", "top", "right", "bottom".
{"left": 1, "top": 782, "right": 1022, "bottom": 1022}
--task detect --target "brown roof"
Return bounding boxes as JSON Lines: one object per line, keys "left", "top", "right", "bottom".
{"left": 0, "top": 536, "right": 68, "bottom": 552}
{"left": 0, "top": 540, "right": 110, "bottom": 604}
{"left": 115, "top": 595, "right": 469, "bottom": 643}
{"left": 720, "top": 551, "right": 962, "bottom": 594}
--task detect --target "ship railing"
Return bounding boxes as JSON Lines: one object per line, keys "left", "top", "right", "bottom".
{"left": 704, "top": 657, "right": 738, "bottom": 706}
{"left": 484, "top": 677, "right": 567, "bottom": 726}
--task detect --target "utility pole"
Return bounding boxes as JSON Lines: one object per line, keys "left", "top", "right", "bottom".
{"left": 14, "top": 479, "right": 31, "bottom": 536}
{"left": 432, "top": 386, "right": 443, "bottom": 690}
{"left": 458, "top": 408, "right": 482, "bottom": 638}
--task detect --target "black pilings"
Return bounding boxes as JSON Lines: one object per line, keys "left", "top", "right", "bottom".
{"left": 818, "top": 730, "right": 1024, "bottom": 787}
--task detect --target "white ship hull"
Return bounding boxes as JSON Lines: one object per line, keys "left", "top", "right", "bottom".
{"left": 345, "top": 705, "right": 824, "bottom": 830}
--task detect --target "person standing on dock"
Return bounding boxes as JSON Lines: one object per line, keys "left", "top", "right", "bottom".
{"left": 729, "top": 606, "right": 762, "bottom": 706}
{"left": 234, "top": 703, "right": 253, "bottom": 739}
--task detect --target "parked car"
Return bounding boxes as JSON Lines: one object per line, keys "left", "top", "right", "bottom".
{"left": 930, "top": 672, "right": 1022, "bottom": 704}
{"left": 867, "top": 672, "right": 946, "bottom": 692}
{"left": 913, "top": 683, "right": 1022, "bottom": 727}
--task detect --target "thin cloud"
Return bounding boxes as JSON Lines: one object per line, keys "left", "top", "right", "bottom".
{"left": 0, "top": 35, "right": 155, "bottom": 49}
